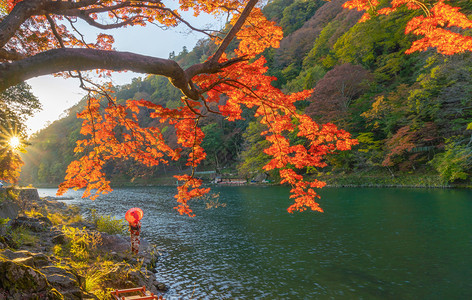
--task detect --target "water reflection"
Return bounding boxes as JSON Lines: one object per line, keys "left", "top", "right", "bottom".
{"left": 38, "top": 187, "right": 472, "bottom": 299}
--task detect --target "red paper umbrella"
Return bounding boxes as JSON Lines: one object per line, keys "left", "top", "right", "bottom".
{"left": 125, "top": 207, "right": 144, "bottom": 224}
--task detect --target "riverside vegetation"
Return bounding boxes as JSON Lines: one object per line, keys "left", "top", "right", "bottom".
{"left": 0, "top": 188, "right": 167, "bottom": 299}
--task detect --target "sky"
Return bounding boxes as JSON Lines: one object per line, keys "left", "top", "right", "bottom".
{"left": 25, "top": 10, "right": 222, "bottom": 135}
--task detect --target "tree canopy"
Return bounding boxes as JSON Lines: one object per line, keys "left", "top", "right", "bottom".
{"left": 1, "top": 0, "right": 472, "bottom": 215}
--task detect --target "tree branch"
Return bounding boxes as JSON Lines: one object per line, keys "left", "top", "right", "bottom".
{"left": 66, "top": 1, "right": 163, "bottom": 14}
{"left": 184, "top": 0, "right": 256, "bottom": 78}
{"left": 0, "top": 48, "right": 196, "bottom": 96}
{"left": 45, "top": 14, "right": 65, "bottom": 48}
{"left": 161, "top": 7, "right": 219, "bottom": 37}
{"left": 210, "top": 0, "right": 259, "bottom": 63}
{"left": 185, "top": 54, "right": 247, "bottom": 80}
{"left": 0, "top": 49, "right": 26, "bottom": 61}
{"left": 76, "top": 13, "right": 138, "bottom": 29}
{"left": 0, "top": 0, "right": 258, "bottom": 101}
{"left": 54, "top": 0, "right": 99, "bottom": 10}
{"left": 0, "top": 0, "right": 45, "bottom": 49}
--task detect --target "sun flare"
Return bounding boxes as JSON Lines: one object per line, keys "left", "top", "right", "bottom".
{"left": 9, "top": 136, "right": 21, "bottom": 149}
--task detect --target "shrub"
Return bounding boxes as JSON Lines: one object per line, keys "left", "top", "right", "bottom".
{"left": 24, "top": 208, "right": 44, "bottom": 218}
{"left": 430, "top": 142, "right": 472, "bottom": 183}
{"left": 0, "top": 217, "right": 10, "bottom": 226}
{"left": 0, "top": 188, "right": 18, "bottom": 204}
{"left": 89, "top": 209, "right": 126, "bottom": 235}
{"left": 62, "top": 226, "right": 102, "bottom": 261}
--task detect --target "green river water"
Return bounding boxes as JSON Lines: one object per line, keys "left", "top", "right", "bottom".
{"left": 39, "top": 186, "right": 472, "bottom": 299}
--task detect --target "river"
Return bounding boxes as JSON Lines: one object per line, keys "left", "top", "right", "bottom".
{"left": 38, "top": 186, "right": 472, "bottom": 299}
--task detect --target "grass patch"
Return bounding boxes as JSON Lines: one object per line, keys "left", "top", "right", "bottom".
{"left": 48, "top": 211, "right": 83, "bottom": 226}
{"left": 89, "top": 209, "right": 127, "bottom": 235}
{"left": 23, "top": 204, "right": 83, "bottom": 226}
{"left": 10, "top": 226, "right": 38, "bottom": 248}
{"left": 83, "top": 260, "right": 117, "bottom": 294}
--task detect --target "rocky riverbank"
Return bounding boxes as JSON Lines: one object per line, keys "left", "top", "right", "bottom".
{"left": 0, "top": 188, "right": 167, "bottom": 299}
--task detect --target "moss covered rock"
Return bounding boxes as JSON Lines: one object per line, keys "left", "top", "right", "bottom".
{"left": 0, "top": 256, "right": 62, "bottom": 299}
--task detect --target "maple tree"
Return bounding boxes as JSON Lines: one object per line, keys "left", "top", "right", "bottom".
{"left": 0, "top": 0, "right": 470, "bottom": 215}
{"left": 305, "top": 63, "right": 372, "bottom": 126}
{"left": 0, "top": 142, "right": 23, "bottom": 184}
{"left": 343, "top": 0, "right": 472, "bottom": 54}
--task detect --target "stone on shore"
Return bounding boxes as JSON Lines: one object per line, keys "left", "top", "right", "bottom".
{"left": 9, "top": 216, "right": 52, "bottom": 232}
{"left": 41, "top": 266, "right": 83, "bottom": 300}
{"left": 0, "top": 255, "right": 62, "bottom": 300}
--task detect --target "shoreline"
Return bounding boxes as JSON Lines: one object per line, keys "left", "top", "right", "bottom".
{"left": 23, "top": 181, "right": 469, "bottom": 190}
{"left": 0, "top": 188, "right": 167, "bottom": 299}
{"left": 21, "top": 170, "right": 469, "bottom": 190}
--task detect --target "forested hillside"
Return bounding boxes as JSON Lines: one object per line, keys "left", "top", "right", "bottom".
{"left": 20, "top": 0, "right": 472, "bottom": 187}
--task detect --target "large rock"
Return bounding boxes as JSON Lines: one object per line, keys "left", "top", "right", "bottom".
{"left": 98, "top": 232, "right": 153, "bottom": 254}
{"left": 0, "top": 249, "right": 31, "bottom": 260}
{"left": 41, "top": 266, "right": 83, "bottom": 300}
{"left": 0, "top": 256, "right": 62, "bottom": 299}
{"left": 9, "top": 216, "right": 52, "bottom": 232}
{"left": 0, "top": 250, "right": 85, "bottom": 299}
{"left": 17, "top": 188, "right": 40, "bottom": 201}
{"left": 0, "top": 249, "right": 52, "bottom": 269}
{"left": 0, "top": 199, "right": 20, "bottom": 220}
{"left": 0, "top": 188, "right": 40, "bottom": 217}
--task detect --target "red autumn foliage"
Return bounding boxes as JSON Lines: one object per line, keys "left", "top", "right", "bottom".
{"left": 0, "top": 148, "right": 23, "bottom": 184}
{"left": 343, "top": 0, "right": 472, "bottom": 54}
